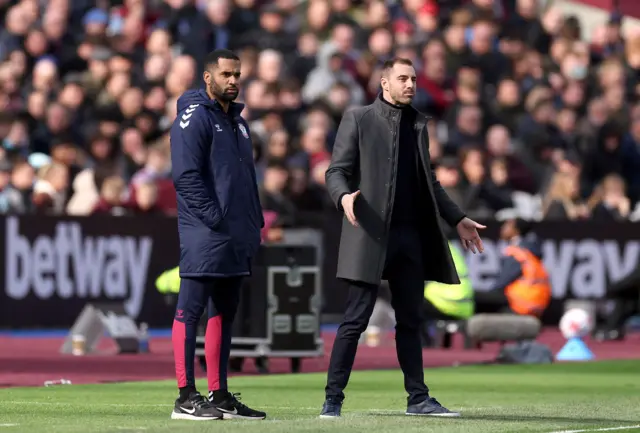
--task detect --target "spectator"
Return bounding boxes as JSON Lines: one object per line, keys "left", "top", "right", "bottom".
{"left": 259, "top": 161, "right": 297, "bottom": 227}
{"left": 32, "top": 162, "right": 68, "bottom": 214}
{"left": 459, "top": 146, "right": 513, "bottom": 219}
{"left": 485, "top": 124, "right": 535, "bottom": 193}
{"left": 587, "top": 173, "right": 631, "bottom": 221}
{"left": 581, "top": 121, "right": 624, "bottom": 195}
{"left": 542, "top": 172, "right": 589, "bottom": 220}
{"left": 0, "top": 0, "right": 638, "bottom": 226}
{"left": 93, "top": 175, "right": 127, "bottom": 215}
{"left": 130, "top": 180, "right": 162, "bottom": 215}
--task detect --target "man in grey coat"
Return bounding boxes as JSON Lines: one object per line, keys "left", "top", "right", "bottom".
{"left": 320, "top": 57, "right": 486, "bottom": 419}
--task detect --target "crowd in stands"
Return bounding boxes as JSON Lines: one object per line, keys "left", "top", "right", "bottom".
{"left": 2, "top": 0, "right": 640, "bottom": 225}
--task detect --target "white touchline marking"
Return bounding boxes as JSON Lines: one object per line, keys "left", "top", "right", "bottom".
{"left": 548, "top": 425, "right": 640, "bottom": 433}
{"left": 0, "top": 424, "right": 19, "bottom": 427}
{"left": 8, "top": 401, "right": 167, "bottom": 408}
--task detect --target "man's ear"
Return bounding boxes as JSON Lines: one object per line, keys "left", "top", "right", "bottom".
{"left": 380, "top": 76, "right": 388, "bottom": 92}
{"left": 203, "top": 71, "right": 211, "bottom": 85}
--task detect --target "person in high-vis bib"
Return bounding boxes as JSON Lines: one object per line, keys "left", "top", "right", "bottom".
{"left": 423, "top": 241, "right": 474, "bottom": 320}
{"left": 156, "top": 266, "right": 181, "bottom": 295}
{"left": 155, "top": 214, "right": 279, "bottom": 297}
{"left": 475, "top": 218, "right": 551, "bottom": 317}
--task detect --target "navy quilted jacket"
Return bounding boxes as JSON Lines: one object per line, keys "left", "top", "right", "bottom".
{"left": 170, "top": 89, "right": 264, "bottom": 277}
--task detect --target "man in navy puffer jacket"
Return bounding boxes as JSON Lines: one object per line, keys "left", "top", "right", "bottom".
{"left": 169, "top": 49, "right": 265, "bottom": 422}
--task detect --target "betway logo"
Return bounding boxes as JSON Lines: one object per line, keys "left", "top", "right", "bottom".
{"left": 454, "top": 238, "right": 640, "bottom": 298}
{"left": 5, "top": 217, "right": 153, "bottom": 318}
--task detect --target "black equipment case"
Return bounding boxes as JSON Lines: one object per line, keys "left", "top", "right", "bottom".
{"left": 195, "top": 233, "right": 324, "bottom": 373}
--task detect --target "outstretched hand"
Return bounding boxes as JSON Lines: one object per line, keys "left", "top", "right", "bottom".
{"left": 456, "top": 217, "right": 486, "bottom": 253}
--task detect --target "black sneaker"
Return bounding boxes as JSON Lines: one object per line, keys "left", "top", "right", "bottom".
{"left": 319, "top": 398, "right": 342, "bottom": 418}
{"left": 171, "top": 392, "right": 223, "bottom": 421}
{"left": 406, "top": 397, "right": 460, "bottom": 417}
{"left": 209, "top": 391, "right": 266, "bottom": 420}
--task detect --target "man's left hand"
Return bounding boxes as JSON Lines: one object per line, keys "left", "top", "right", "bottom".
{"left": 457, "top": 217, "right": 486, "bottom": 254}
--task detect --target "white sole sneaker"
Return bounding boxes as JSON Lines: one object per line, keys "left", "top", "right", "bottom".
{"left": 220, "top": 412, "right": 266, "bottom": 420}
{"left": 405, "top": 411, "right": 461, "bottom": 417}
{"left": 170, "top": 411, "right": 222, "bottom": 421}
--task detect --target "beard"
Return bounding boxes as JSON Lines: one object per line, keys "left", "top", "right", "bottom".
{"left": 391, "top": 89, "right": 413, "bottom": 105}
{"left": 209, "top": 80, "right": 239, "bottom": 102}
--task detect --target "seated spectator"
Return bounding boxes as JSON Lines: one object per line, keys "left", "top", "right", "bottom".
{"left": 433, "top": 155, "right": 465, "bottom": 210}
{"left": 459, "top": 146, "right": 514, "bottom": 219}
{"left": 93, "top": 175, "right": 128, "bottom": 216}
{"left": 32, "top": 162, "right": 68, "bottom": 214}
{"left": 130, "top": 143, "right": 170, "bottom": 186}
{"left": 0, "top": 0, "right": 638, "bottom": 231}
{"left": 581, "top": 121, "right": 623, "bottom": 195}
{"left": 0, "top": 160, "right": 34, "bottom": 214}
{"left": 542, "top": 172, "right": 590, "bottom": 220}
{"left": 587, "top": 174, "right": 631, "bottom": 221}
{"left": 129, "top": 181, "right": 163, "bottom": 215}
{"left": 259, "top": 162, "right": 297, "bottom": 227}
{"left": 485, "top": 124, "right": 536, "bottom": 193}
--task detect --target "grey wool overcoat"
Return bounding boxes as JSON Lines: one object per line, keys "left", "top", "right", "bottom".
{"left": 325, "top": 97, "right": 466, "bottom": 286}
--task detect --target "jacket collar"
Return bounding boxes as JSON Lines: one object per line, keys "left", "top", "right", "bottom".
{"left": 211, "top": 98, "right": 245, "bottom": 118}
{"left": 373, "top": 93, "right": 416, "bottom": 119}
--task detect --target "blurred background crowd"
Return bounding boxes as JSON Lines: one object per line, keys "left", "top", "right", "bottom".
{"left": 1, "top": 0, "right": 640, "bottom": 226}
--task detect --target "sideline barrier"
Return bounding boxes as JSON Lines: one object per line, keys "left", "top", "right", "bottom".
{"left": 2, "top": 214, "right": 640, "bottom": 328}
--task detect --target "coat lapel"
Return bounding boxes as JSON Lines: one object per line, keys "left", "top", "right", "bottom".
{"left": 415, "top": 115, "right": 443, "bottom": 214}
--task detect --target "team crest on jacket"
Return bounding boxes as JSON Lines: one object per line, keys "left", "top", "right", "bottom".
{"left": 238, "top": 124, "right": 249, "bottom": 139}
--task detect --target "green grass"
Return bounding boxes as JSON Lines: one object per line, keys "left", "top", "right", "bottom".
{"left": 1, "top": 360, "right": 640, "bottom": 433}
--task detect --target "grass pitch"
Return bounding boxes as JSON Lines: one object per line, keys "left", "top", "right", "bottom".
{"left": 1, "top": 360, "right": 639, "bottom": 433}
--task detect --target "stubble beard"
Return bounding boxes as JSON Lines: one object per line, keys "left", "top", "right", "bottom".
{"left": 393, "top": 89, "right": 413, "bottom": 106}
{"left": 210, "top": 82, "right": 237, "bottom": 103}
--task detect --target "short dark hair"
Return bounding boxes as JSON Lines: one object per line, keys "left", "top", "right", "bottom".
{"left": 382, "top": 57, "right": 413, "bottom": 73}
{"left": 204, "top": 49, "right": 240, "bottom": 70}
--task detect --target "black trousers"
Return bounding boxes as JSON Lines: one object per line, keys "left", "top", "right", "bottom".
{"left": 325, "top": 225, "right": 429, "bottom": 405}
{"left": 602, "top": 267, "right": 640, "bottom": 330}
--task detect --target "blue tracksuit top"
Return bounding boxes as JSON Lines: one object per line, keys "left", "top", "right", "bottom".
{"left": 170, "top": 89, "right": 264, "bottom": 277}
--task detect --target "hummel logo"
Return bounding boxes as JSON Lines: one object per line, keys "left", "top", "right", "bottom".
{"left": 182, "top": 113, "right": 192, "bottom": 121}
{"left": 185, "top": 107, "right": 197, "bottom": 114}
{"left": 182, "top": 407, "right": 196, "bottom": 414}
{"left": 180, "top": 120, "right": 190, "bottom": 129}
{"left": 189, "top": 104, "right": 199, "bottom": 108}
{"left": 215, "top": 124, "right": 223, "bottom": 132}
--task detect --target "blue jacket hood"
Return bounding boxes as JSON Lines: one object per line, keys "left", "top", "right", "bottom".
{"left": 176, "top": 89, "right": 245, "bottom": 115}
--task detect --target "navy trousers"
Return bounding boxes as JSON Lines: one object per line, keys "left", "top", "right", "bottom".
{"left": 172, "top": 276, "right": 242, "bottom": 393}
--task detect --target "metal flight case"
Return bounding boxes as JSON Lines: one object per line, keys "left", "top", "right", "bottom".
{"left": 195, "top": 229, "right": 324, "bottom": 374}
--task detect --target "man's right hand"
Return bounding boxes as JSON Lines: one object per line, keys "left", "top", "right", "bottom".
{"left": 341, "top": 190, "right": 360, "bottom": 227}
